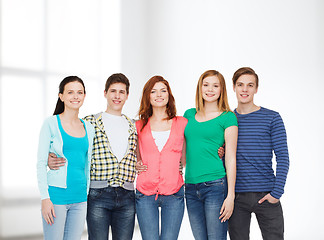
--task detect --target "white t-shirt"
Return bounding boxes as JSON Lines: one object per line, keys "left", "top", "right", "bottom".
{"left": 102, "top": 112, "right": 129, "bottom": 162}
{"left": 151, "top": 130, "right": 170, "bottom": 152}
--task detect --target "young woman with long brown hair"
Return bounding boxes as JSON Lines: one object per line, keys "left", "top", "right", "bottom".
{"left": 37, "top": 76, "right": 95, "bottom": 239}
{"left": 135, "top": 76, "right": 187, "bottom": 240}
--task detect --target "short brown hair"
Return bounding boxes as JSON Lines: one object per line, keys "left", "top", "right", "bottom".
{"left": 232, "top": 67, "right": 259, "bottom": 87}
{"left": 138, "top": 76, "right": 176, "bottom": 131}
{"left": 105, "top": 73, "right": 130, "bottom": 94}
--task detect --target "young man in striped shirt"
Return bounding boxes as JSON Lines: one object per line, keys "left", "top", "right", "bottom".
{"left": 228, "top": 67, "right": 289, "bottom": 240}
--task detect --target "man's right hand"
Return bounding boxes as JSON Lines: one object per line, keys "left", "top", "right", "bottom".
{"left": 135, "top": 160, "right": 147, "bottom": 174}
{"left": 218, "top": 144, "right": 225, "bottom": 158}
{"left": 48, "top": 153, "right": 66, "bottom": 170}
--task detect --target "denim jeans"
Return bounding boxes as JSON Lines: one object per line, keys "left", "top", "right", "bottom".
{"left": 185, "top": 177, "right": 228, "bottom": 240}
{"left": 42, "top": 201, "right": 87, "bottom": 240}
{"left": 86, "top": 186, "right": 135, "bottom": 240}
{"left": 135, "top": 186, "right": 185, "bottom": 240}
{"left": 228, "top": 192, "right": 284, "bottom": 240}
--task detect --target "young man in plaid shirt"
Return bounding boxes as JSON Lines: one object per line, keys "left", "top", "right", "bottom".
{"left": 48, "top": 73, "right": 137, "bottom": 240}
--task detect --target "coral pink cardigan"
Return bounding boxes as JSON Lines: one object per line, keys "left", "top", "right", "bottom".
{"left": 136, "top": 116, "right": 187, "bottom": 197}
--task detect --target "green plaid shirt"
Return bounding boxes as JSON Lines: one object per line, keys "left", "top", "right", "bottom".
{"left": 83, "top": 112, "right": 137, "bottom": 186}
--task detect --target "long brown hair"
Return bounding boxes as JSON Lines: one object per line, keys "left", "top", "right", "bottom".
{"left": 196, "top": 70, "right": 231, "bottom": 113}
{"left": 138, "top": 76, "right": 176, "bottom": 131}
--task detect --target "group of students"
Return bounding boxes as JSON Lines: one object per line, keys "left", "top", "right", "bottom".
{"left": 37, "top": 67, "right": 289, "bottom": 240}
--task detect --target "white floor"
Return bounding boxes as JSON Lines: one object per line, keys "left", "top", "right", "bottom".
{"left": 1, "top": 210, "right": 264, "bottom": 239}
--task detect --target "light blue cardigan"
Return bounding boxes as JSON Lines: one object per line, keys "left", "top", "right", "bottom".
{"left": 37, "top": 115, "right": 95, "bottom": 200}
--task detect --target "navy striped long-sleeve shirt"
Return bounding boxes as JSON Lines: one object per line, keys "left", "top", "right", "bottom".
{"left": 234, "top": 107, "right": 289, "bottom": 199}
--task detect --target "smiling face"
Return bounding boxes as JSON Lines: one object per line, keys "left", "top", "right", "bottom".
{"left": 233, "top": 74, "right": 258, "bottom": 105}
{"left": 150, "top": 82, "right": 169, "bottom": 108}
{"left": 201, "top": 75, "right": 221, "bottom": 104}
{"left": 104, "top": 82, "right": 128, "bottom": 115}
{"left": 59, "top": 81, "right": 85, "bottom": 111}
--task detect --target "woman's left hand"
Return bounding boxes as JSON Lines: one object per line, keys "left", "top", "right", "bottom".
{"left": 219, "top": 196, "right": 234, "bottom": 222}
{"left": 41, "top": 198, "right": 56, "bottom": 225}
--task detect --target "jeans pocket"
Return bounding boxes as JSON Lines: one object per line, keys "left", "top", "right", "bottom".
{"left": 135, "top": 190, "right": 146, "bottom": 199}
{"left": 172, "top": 186, "right": 184, "bottom": 199}
{"left": 265, "top": 199, "right": 280, "bottom": 206}
{"left": 127, "top": 190, "right": 135, "bottom": 200}
{"left": 235, "top": 193, "right": 240, "bottom": 200}
{"left": 203, "top": 178, "right": 224, "bottom": 187}
{"left": 88, "top": 188, "right": 103, "bottom": 200}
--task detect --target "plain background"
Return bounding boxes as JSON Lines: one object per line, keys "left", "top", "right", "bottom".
{"left": 0, "top": 0, "right": 323, "bottom": 239}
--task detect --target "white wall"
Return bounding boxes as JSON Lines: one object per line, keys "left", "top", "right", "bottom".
{"left": 0, "top": 0, "right": 123, "bottom": 238}
{"left": 119, "top": 1, "right": 324, "bottom": 239}
{"left": 0, "top": 0, "right": 323, "bottom": 239}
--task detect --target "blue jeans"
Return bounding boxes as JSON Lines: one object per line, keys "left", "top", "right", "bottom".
{"left": 185, "top": 177, "right": 228, "bottom": 240}
{"left": 86, "top": 186, "right": 135, "bottom": 240}
{"left": 42, "top": 201, "right": 87, "bottom": 240}
{"left": 228, "top": 192, "right": 284, "bottom": 240}
{"left": 135, "top": 186, "right": 185, "bottom": 240}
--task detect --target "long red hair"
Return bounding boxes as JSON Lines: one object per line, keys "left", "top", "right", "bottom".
{"left": 138, "top": 76, "right": 176, "bottom": 131}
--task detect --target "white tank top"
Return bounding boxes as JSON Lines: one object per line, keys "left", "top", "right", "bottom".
{"left": 151, "top": 130, "right": 170, "bottom": 152}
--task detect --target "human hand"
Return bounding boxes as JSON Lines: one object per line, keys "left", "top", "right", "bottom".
{"left": 258, "top": 193, "right": 279, "bottom": 204}
{"left": 136, "top": 160, "right": 147, "bottom": 174}
{"left": 219, "top": 196, "right": 234, "bottom": 222}
{"left": 48, "top": 153, "right": 65, "bottom": 170}
{"left": 218, "top": 144, "right": 225, "bottom": 158}
{"left": 41, "top": 198, "right": 56, "bottom": 225}
{"left": 179, "top": 162, "right": 184, "bottom": 175}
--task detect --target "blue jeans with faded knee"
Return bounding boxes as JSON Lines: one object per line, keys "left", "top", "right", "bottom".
{"left": 136, "top": 186, "right": 185, "bottom": 240}
{"left": 185, "top": 177, "right": 228, "bottom": 240}
{"left": 42, "top": 201, "right": 87, "bottom": 240}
